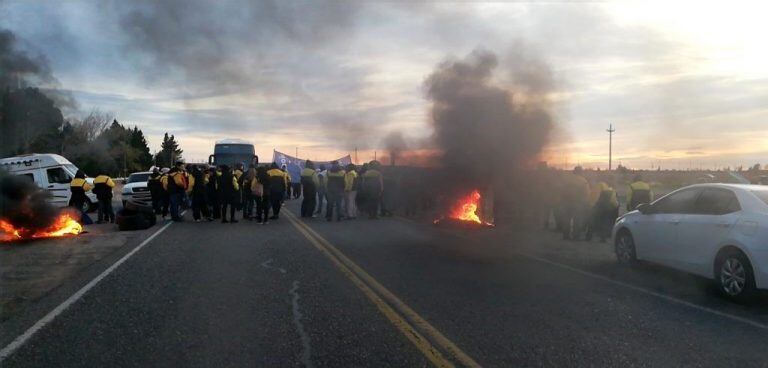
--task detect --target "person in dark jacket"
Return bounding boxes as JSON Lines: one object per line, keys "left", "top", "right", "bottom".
{"left": 190, "top": 166, "right": 212, "bottom": 222}
{"left": 254, "top": 166, "right": 271, "bottom": 224}
{"left": 267, "top": 163, "right": 288, "bottom": 219}
{"left": 206, "top": 167, "right": 220, "bottom": 219}
{"left": 242, "top": 165, "right": 256, "bottom": 220}
{"left": 361, "top": 161, "right": 383, "bottom": 219}
{"left": 92, "top": 173, "right": 116, "bottom": 223}
{"left": 300, "top": 160, "right": 319, "bottom": 218}
{"left": 69, "top": 170, "right": 93, "bottom": 223}
{"left": 218, "top": 165, "right": 239, "bottom": 223}
{"left": 325, "top": 161, "right": 346, "bottom": 221}
{"left": 315, "top": 164, "right": 326, "bottom": 215}
{"left": 147, "top": 167, "right": 163, "bottom": 215}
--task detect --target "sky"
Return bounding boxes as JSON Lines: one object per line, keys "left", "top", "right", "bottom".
{"left": 2, "top": 0, "right": 768, "bottom": 170}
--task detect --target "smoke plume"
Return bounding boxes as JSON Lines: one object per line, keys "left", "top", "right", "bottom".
{"left": 382, "top": 132, "right": 408, "bottom": 166}
{"left": 0, "top": 29, "right": 55, "bottom": 88}
{"left": 424, "top": 48, "right": 554, "bottom": 186}
{"left": 0, "top": 171, "right": 60, "bottom": 236}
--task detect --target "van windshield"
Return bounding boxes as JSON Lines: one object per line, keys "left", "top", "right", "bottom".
{"left": 64, "top": 164, "right": 79, "bottom": 176}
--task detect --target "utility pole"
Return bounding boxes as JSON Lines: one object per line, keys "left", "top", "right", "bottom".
{"left": 354, "top": 147, "right": 358, "bottom": 164}
{"left": 295, "top": 147, "right": 298, "bottom": 158}
{"left": 607, "top": 124, "right": 615, "bottom": 171}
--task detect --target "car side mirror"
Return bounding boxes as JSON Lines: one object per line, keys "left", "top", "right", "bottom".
{"left": 637, "top": 203, "right": 652, "bottom": 214}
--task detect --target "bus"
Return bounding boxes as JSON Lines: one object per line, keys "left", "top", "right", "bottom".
{"left": 208, "top": 139, "right": 259, "bottom": 168}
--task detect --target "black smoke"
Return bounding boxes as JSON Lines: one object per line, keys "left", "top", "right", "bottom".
{"left": 0, "top": 171, "right": 60, "bottom": 238}
{"left": 423, "top": 48, "right": 554, "bottom": 187}
{"left": 382, "top": 131, "right": 408, "bottom": 166}
{"left": 0, "top": 29, "right": 55, "bottom": 89}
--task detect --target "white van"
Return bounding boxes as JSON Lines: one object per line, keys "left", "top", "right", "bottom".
{"left": 0, "top": 153, "right": 98, "bottom": 212}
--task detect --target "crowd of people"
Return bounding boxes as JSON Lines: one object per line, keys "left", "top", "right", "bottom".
{"left": 133, "top": 159, "right": 388, "bottom": 224}
{"left": 544, "top": 167, "right": 653, "bottom": 242}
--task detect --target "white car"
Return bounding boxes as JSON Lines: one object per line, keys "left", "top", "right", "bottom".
{"left": 122, "top": 171, "right": 153, "bottom": 207}
{"left": 613, "top": 183, "right": 768, "bottom": 301}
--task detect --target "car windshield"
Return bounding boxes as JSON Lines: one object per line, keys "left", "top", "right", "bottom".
{"left": 127, "top": 173, "right": 150, "bottom": 183}
{"left": 3, "top": 2, "right": 768, "bottom": 367}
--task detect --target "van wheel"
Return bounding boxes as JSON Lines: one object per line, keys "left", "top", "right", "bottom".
{"left": 715, "top": 249, "right": 756, "bottom": 302}
{"left": 615, "top": 230, "right": 637, "bottom": 265}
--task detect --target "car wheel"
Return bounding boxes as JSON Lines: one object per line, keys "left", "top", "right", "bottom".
{"left": 615, "top": 230, "right": 637, "bottom": 265}
{"left": 715, "top": 249, "right": 755, "bottom": 302}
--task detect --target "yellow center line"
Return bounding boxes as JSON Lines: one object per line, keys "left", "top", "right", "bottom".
{"left": 285, "top": 210, "right": 481, "bottom": 368}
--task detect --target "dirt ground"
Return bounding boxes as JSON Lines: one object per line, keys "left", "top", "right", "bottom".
{"left": 0, "top": 219, "right": 155, "bottom": 322}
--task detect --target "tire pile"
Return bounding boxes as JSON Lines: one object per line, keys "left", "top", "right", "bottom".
{"left": 116, "top": 199, "right": 156, "bottom": 231}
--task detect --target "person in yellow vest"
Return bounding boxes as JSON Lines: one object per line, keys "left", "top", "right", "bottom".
{"left": 253, "top": 165, "right": 271, "bottom": 224}
{"left": 300, "top": 160, "right": 319, "bottom": 218}
{"left": 267, "top": 163, "right": 289, "bottom": 219}
{"left": 164, "top": 162, "right": 188, "bottom": 221}
{"left": 189, "top": 165, "right": 212, "bottom": 222}
{"left": 560, "top": 166, "right": 590, "bottom": 240}
{"left": 92, "top": 172, "right": 116, "bottom": 224}
{"left": 627, "top": 174, "right": 653, "bottom": 211}
{"left": 325, "top": 161, "right": 346, "bottom": 221}
{"left": 343, "top": 163, "right": 358, "bottom": 219}
{"left": 586, "top": 181, "right": 619, "bottom": 242}
{"left": 69, "top": 170, "right": 93, "bottom": 223}
{"left": 234, "top": 163, "right": 245, "bottom": 213}
{"left": 361, "top": 161, "right": 384, "bottom": 219}
{"left": 158, "top": 168, "right": 171, "bottom": 219}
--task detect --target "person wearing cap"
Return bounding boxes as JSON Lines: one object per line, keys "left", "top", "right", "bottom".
{"left": 343, "top": 163, "right": 358, "bottom": 220}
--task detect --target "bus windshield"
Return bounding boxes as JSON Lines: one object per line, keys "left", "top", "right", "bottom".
{"left": 211, "top": 144, "right": 255, "bottom": 167}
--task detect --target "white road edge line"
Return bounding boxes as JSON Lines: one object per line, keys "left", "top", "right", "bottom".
{"left": 0, "top": 217, "right": 178, "bottom": 362}
{"left": 521, "top": 252, "right": 768, "bottom": 331}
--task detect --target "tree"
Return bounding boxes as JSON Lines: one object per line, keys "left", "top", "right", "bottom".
{"left": 129, "top": 126, "right": 153, "bottom": 170}
{"left": 0, "top": 87, "right": 65, "bottom": 156}
{"left": 154, "top": 133, "right": 183, "bottom": 168}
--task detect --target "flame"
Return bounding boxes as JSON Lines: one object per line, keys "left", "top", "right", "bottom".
{"left": 0, "top": 212, "right": 83, "bottom": 242}
{"left": 449, "top": 190, "right": 483, "bottom": 224}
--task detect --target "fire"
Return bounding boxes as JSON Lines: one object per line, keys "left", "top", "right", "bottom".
{"left": 0, "top": 211, "right": 83, "bottom": 242}
{"left": 434, "top": 189, "right": 493, "bottom": 227}
{"left": 450, "top": 190, "right": 483, "bottom": 224}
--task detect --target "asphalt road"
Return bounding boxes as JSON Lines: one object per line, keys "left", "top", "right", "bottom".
{"left": 2, "top": 199, "right": 768, "bottom": 367}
